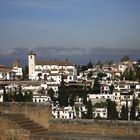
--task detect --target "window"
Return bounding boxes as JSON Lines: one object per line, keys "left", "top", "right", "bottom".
{"left": 30, "top": 55, "right": 32, "bottom": 59}
{"left": 69, "top": 113, "right": 71, "bottom": 118}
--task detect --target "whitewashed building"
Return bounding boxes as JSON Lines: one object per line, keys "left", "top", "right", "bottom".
{"left": 93, "top": 107, "right": 107, "bottom": 119}
{"left": 28, "top": 52, "right": 77, "bottom": 83}
{"left": 52, "top": 106, "right": 75, "bottom": 119}
{"left": 33, "top": 95, "right": 51, "bottom": 102}
{"left": 0, "top": 64, "right": 12, "bottom": 80}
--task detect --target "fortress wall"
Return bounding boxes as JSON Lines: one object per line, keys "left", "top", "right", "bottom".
{"left": 0, "top": 103, "right": 140, "bottom": 138}
{"left": 0, "top": 102, "right": 51, "bottom": 128}
{"left": 49, "top": 119, "right": 140, "bottom": 136}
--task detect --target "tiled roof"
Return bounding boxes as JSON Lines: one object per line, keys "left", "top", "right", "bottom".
{"left": 0, "top": 64, "right": 6, "bottom": 68}
{"left": 0, "top": 64, "right": 11, "bottom": 72}
{"left": 36, "top": 60, "right": 74, "bottom": 66}
{"left": 0, "top": 68, "right": 11, "bottom": 72}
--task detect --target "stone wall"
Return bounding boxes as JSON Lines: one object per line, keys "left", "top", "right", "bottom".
{"left": 0, "top": 103, "right": 140, "bottom": 139}
{"left": 0, "top": 117, "right": 30, "bottom": 140}
{"left": 49, "top": 119, "right": 140, "bottom": 137}
{"left": 0, "top": 102, "right": 51, "bottom": 128}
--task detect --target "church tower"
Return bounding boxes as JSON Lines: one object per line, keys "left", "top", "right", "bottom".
{"left": 12, "top": 59, "right": 20, "bottom": 68}
{"left": 28, "top": 52, "right": 36, "bottom": 80}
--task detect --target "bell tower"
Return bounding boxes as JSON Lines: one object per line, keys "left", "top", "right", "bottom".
{"left": 28, "top": 52, "right": 36, "bottom": 80}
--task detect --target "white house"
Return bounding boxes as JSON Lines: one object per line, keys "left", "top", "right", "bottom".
{"left": 28, "top": 52, "right": 77, "bottom": 83}
{"left": 93, "top": 107, "right": 107, "bottom": 119}
{"left": 0, "top": 64, "right": 12, "bottom": 80}
{"left": 33, "top": 94, "right": 51, "bottom": 102}
{"left": 52, "top": 106, "right": 75, "bottom": 119}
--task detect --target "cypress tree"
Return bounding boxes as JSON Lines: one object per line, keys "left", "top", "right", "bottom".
{"left": 3, "top": 86, "right": 9, "bottom": 102}
{"left": 86, "top": 99, "right": 93, "bottom": 119}
{"left": 58, "top": 75, "right": 69, "bottom": 107}
{"left": 120, "top": 105, "right": 126, "bottom": 120}
{"left": 107, "top": 99, "right": 118, "bottom": 120}
{"left": 17, "top": 86, "right": 23, "bottom": 102}
{"left": 47, "top": 88, "right": 55, "bottom": 101}
{"left": 120, "top": 102, "right": 129, "bottom": 120}
{"left": 130, "top": 97, "right": 136, "bottom": 120}
{"left": 83, "top": 86, "right": 87, "bottom": 105}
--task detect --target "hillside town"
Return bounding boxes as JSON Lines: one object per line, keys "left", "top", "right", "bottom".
{"left": 0, "top": 52, "right": 140, "bottom": 121}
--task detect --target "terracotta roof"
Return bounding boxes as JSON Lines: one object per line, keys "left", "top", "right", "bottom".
{"left": 0, "top": 64, "right": 6, "bottom": 68}
{"left": 0, "top": 67, "right": 11, "bottom": 73}
{"left": 36, "top": 60, "right": 74, "bottom": 66}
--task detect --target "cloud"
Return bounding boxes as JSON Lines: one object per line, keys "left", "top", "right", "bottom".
{"left": 0, "top": 46, "right": 140, "bottom": 66}
{"left": 0, "top": 49, "right": 16, "bottom": 57}
{"left": 35, "top": 46, "right": 87, "bottom": 56}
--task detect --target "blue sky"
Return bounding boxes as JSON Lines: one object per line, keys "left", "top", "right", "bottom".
{"left": 0, "top": 0, "right": 140, "bottom": 65}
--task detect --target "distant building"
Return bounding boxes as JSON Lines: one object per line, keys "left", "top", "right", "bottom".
{"left": 0, "top": 64, "right": 13, "bottom": 80}
{"left": 93, "top": 107, "right": 107, "bottom": 119}
{"left": 11, "top": 59, "right": 23, "bottom": 77}
{"left": 52, "top": 106, "right": 75, "bottom": 119}
{"left": 28, "top": 52, "right": 77, "bottom": 83}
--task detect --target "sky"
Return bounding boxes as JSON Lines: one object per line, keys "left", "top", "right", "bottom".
{"left": 0, "top": 0, "right": 140, "bottom": 66}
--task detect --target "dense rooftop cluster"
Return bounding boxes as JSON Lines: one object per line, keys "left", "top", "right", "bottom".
{"left": 0, "top": 53, "right": 140, "bottom": 120}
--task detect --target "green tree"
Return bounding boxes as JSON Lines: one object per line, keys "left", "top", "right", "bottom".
{"left": 23, "top": 91, "right": 33, "bottom": 102}
{"left": 120, "top": 102, "right": 128, "bottom": 120}
{"left": 83, "top": 86, "right": 87, "bottom": 105}
{"left": 3, "top": 86, "right": 9, "bottom": 102}
{"left": 80, "top": 65, "right": 88, "bottom": 72}
{"left": 16, "top": 86, "right": 23, "bottom": 102}
{"left": 87, "top": 61, "right": 93, "bottom": 69}
{"left": 93, "top": 78, "right": 101, "bottom": 94}
{"left": 109, "top": 84, "right": 114, "bottom": 94}
{"left": 47, "top": 88, "right": 55, "bottom": 101}
{"left": 22, "top": 65, "right": 28, "bottom": 80}
{"left": 130, "top": 97, "right": 139, "bottom": 120}
{"left": 97, "top": 72, "right": 107, "bottom": 80}
{"left": 123, "top": 68, "right": 136, "bottom": 81}
{"left": 86, "top": 99, "right": 93, "bottom": 119}
{"left": 107, "top": 99, "right": 118, "bottom": 120}
{"left": 87, "top": 71, "right": 93, "bottom": 79}
{"left": 58, "top": 75, "right": 69, "bottom": 107}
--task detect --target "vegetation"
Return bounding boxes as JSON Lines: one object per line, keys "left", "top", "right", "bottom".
{"left": 58, "top": 76, "right": 69, "bottom": 107}
{"left": 107, "top": 99, "right": 118, "bottom": 120}
{"left": 86, "top": 99, "right": 93, "bottom": 119}
{"left": 3, "top": 86, "right": 33, "bottom": 102}
{"left": 97, "top": 72, "right": 107, "bottom": 80}
{"left": 109, "top": 84, "right": 114, "bottom": 94}
{"left": 120, "top": 101, "right": 129, "bottom": 120}
{"left": 92, "top": 78, "right": 101, "bottom": 94}
{"left": 22, "top": 65, "right": 28, "bottom": 80}
{"left": 130, "top": 98, "right": 139, "bottom": 120}
{"left": 47, "top": 88, "right": 55, "bottom": 101}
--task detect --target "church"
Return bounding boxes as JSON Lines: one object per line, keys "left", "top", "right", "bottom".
{"left": 28, "top": 52, "right": 77, "bottom": 83}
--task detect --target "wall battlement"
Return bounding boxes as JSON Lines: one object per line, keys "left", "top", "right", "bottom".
{"left": 0, "top": 102, "right": 140, "bottom": 139}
